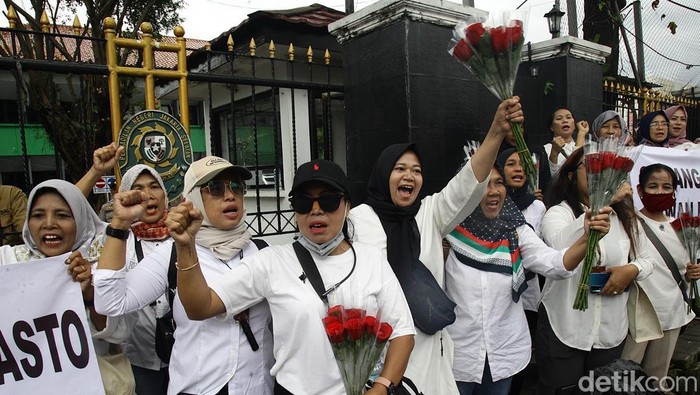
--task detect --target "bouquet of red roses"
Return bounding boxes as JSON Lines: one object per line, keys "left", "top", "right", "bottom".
{"left": 670, "top": 204, "right": 700, "bottom": 314}
{"left": 573, "top": 133, "right": 642, "bottom": 310}
{"left": 323, "top": 305, "right": 393, "bottom": 395}
{"left": 449, "top": 11, "right": 535, "bottom": 191}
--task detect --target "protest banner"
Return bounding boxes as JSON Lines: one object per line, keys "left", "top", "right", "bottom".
{"left": 0, "top": 254, "right": 104, "bottom": 394}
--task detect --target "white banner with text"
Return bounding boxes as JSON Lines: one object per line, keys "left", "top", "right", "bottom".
{"left": 0, "top": 255, "right": 104, "bottom": 394}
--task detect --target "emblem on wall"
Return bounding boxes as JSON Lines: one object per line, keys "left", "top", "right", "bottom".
{"left": 117, "top": 110, "right": 193, "bottom": 202}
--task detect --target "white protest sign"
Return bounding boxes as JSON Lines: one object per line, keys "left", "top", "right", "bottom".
{"left": 631, "top": 146, "right": 700, "bottom": 216}
{"left": 0, "top": 254, "right": 104, "bottom": 394}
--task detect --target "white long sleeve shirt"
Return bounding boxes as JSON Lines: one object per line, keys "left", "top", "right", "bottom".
{"left": 122, "top": 235, "right": 170, "bottom": 371}
{"left": 540, "top": 202, "right": 654, "bottom": 350}
{"left": 210, "top": 242, "right": 415, "bottom": 395}
{"left": 446, "top": 224, "right": 573, "bottom": 383}
{"left": 94, "top": 240, "right": 274, "bottom": 395}
{"left": 520, "top": 199, "right": 547, "bottom": 312}
{"left": 544, "top": 140, "right": 577, "bottom": 177}
{"left": 349, "top": 161, "right": 488, "bottom": 395}
{"left": 636, "top": 212, "right": 694, "bottom": 330}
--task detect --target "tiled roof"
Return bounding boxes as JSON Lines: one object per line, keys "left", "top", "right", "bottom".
{"left": 0, "top": 24, "right": 209, "bottom": 69}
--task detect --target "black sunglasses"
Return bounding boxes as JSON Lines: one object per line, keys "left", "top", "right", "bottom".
{"left": 290, "top": 193, "right": 344, "bottom": 214}
{"left": 203, "top": 180, "right": 246, "bottom": 197}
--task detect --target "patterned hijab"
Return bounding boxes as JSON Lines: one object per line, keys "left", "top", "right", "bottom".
{"left": 664, "top": 105, "right": 691, "bottom": 147}
{"left": 446, "top": 190, "right": 528, "bottom": 302}
{"left": 591, "top": 110, "right": 627, "bottom": 142}
{"left": 22, "top": 180, "right": 105, "bottom": 258}
{"left": 496, "top": 148, "right": 536, "bottom": 211}
{"left": 119, "top": 164, "right": 170, "bottom": 241}
{"left": 636, "top": 111, "right": 670, "bottom": 147}
{"left": 365, "top": 143, "right": 422, "bottom": 286}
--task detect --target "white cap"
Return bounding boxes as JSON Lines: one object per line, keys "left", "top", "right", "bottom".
{"left": 182, "top": 156, "right": 252, "bottom": 196}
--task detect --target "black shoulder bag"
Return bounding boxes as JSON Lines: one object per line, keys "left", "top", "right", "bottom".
{"left": 232, "top": 238, "right": 270, "bottom": 352}
{"left": 291, "top": 241, "right": 423, "bottom": 395}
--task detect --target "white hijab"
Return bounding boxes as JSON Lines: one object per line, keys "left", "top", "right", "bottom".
{"left": 186, "top": 187, "right": 251, "bottom": 261}
{"left": 22, "top": 179, "right": 106, "bottom": 258}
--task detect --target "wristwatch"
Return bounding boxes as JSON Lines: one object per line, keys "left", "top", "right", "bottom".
{"left": 105, "top": 225, "right": 130, "bottom": 240}
{"left": 374, "top": 377, "right": 396, "bottom": 395}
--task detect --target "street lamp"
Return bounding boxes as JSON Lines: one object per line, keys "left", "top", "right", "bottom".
{"left": 544, "top": 3, "right": 566, "bottom": 39}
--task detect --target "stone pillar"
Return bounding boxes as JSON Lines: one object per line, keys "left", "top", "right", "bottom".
{"left": 516, "top": 36, "right": 611, "bottom": 147}
{"left": 329, "top": 0, "right": 491, "bottom": 203}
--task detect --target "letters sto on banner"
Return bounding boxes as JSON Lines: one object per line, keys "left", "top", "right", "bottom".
{"left": 0, "top": 254, "right": 104, "bottom": 394}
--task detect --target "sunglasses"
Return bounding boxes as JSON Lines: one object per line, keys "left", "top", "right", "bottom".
{"left": 202, "top": 180, "right": 246, "bottom": 197}
{"left": 290, "top": 193, "right": 344, "bottom": 214}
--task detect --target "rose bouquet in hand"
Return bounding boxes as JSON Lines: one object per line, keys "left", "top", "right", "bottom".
{"left": 323, "top": 305, "right": 393, "bottom": 395}
{"left": 670, "top": 204, "right": 700, "bottom": 314}
{"left": 573, "top": 133, "right": 642, "bottom": 310}
{"left": 449, "top": 11, "right": 535, "bottom": 189}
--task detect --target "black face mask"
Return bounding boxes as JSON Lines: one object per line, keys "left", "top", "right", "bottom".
{"left": 640, "top": 191, "right": 675, "bottom": 212}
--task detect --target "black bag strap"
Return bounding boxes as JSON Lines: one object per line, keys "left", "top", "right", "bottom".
{"left": 252, "top": 238, "right": 268, "bottom": 250}
{"left": 166, "top": 242, "right": 177, "bottom": 308}
{"left": 638, "top": 217, "right": 688, "bottom": 302}
{"left": 134, "top": 237, "right": 144, "bottom": 261}
{"left": 292, "top": 241, "right": 328, "bottom": 303}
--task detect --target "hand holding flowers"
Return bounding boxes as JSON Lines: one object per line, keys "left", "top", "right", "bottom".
{"left": 670, "top": 206, "right": 700, "bottom": 313}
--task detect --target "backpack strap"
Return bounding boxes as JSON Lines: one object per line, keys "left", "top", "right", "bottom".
{"left": 233, "top": 238, "right": 268, "bottom": 352}
{"left": 292, "top": 241, "right": 327, "bottom": 303}
{"left": 134, "top": 237, "right": 144, "bottom": 261}
{"left": 166, "top": 243, "right": 177, "bottom": 308}
{"left": 252, "top": 238, "right": 268, "bottom": 250}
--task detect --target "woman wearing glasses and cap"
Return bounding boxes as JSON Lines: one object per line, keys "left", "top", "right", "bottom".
{"left": 171, "top": 159, "right": 415, "bottom": 395}
{"left": 94, "top": 156, "right": 275, "bottom": 395}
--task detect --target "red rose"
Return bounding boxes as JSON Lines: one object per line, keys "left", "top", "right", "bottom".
{"left": 323, "top": 314, "right": 340, "bottom": 326}
{"left": 506, "top": 20, "right": 523, "bottom": 48}
{"left": 612, "top": 156, "right": 628, "bottom": 171}
{"left": 465, "top": 22, "right": 486, "bottom": 47}
{"left": 326, "top": 321, "right": 345, "bottom": 344}
{"left": 680, "top": 213, "right": 693, "bottom": 225}
{"left": 585, "top": 153, "right": 602, "bottom": 174}
{"left": 692, "top": 216, "right": 700, "bottom": 228}
{"left": 601, "top": 152, "right": 615, "bottom": 170}
{"left": 345, "top": 308, "right": 365, "bottom": 320}
{"left": 490, "top": 26, "right": 510, "bottom": 53}
{"left": 364, "top": 316, "right": 378, "bottom": 335}
{"left": 327, "top": 305, "right": 343, "bottom": 318}
{"left": 376, "top": 322, "right": 393, "bottom": 343}
{"left": 453, "top": 39, "right": 473, "bottom": 62}
{"left": 622, "top": 158, "right": 635, "bottom": 173}
{"left": 345, "top": 318, "right": 365, "bottom": 341}
{"left": 670, "top": 218, "right": 683, "bottom": 232}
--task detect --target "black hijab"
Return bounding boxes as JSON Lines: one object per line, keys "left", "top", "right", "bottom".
{"left": 365, "top": 143, "right": 422, "bottom": 285}
{"left": 496, "top": 148, "right": 537, "bottom": 211}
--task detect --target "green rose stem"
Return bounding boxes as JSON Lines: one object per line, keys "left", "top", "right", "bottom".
{"left": 574, "top": 229, "right": 602, "bottom": 310}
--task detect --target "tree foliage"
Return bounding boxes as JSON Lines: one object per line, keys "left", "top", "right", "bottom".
{"left": 583, "top": 0, "right": 626, "bottom": 78}
{"left": 0, "top": 0, "right": 183, "bottom": 187}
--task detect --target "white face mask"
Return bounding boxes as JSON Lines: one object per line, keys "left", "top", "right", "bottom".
{"left": 297, "top": 206, "right": 348, "bottom": 257}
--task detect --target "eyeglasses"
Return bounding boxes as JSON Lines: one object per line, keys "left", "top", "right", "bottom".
{"left": 202, "top": 180, "right": 246, "bottom": 197}
{"left": 290, "top": 193, "right": 344, "bottom": 214}
{"left": 650, "top": 121, "right": 669, "bottom": 128}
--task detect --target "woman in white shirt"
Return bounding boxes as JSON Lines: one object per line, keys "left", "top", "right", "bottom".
{"left": 536, "top": 148, "right": 654, "bottom": 394}
{"left": 543, "top": 108, "right": 588, "bottom": 177}
{"left": 495, "top": 148, "right": 546, "bottom": 394}
{"left": 0, "top": 179, "right": 135, "bottom": 394}
{"left": 444, "top": 166, "right": 611, "bottom": 395}
{"left": 94, "top": 156, "right": 275, "bottom": 395}
{"left": 622, "top": 163, "right": 698, "bottom": 378}
{"left": 349, "top": 98, "right": 524, "bottom": 394}
{"left": 170, "top": 159, "right": 415, "bottom": 395}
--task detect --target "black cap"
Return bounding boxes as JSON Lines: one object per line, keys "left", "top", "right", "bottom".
{"left": 289, "top": 159, "right": 349, "bottom": 199}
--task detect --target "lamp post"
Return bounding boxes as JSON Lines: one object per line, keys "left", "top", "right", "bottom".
{"left": 544, "top": 1, "right": 566, "bottom": 39}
